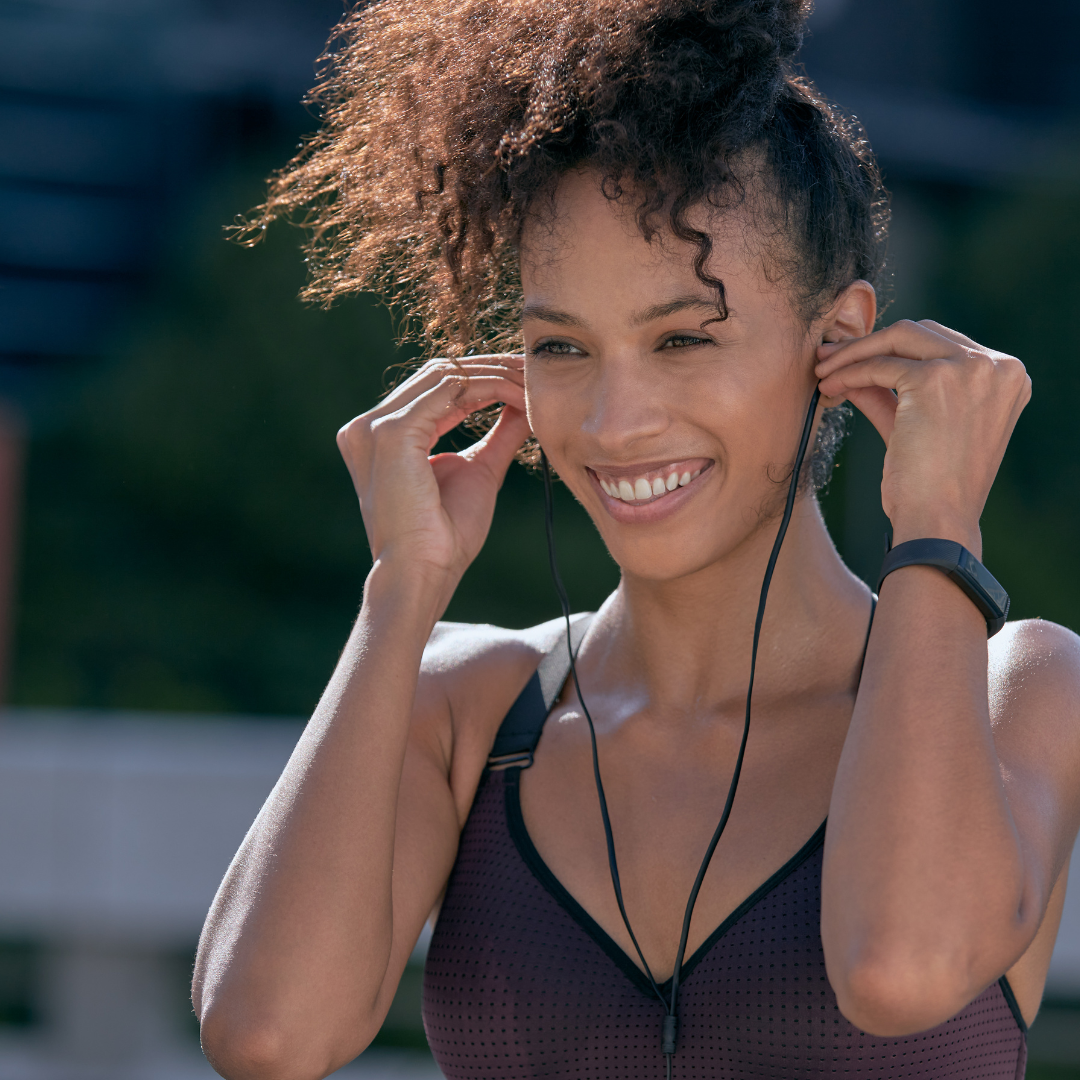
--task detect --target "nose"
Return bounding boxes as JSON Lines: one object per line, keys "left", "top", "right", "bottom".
{"left": 581, "top": 353, "right": 671, "bottom": 456}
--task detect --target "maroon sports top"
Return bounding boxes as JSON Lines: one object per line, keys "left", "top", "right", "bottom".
{"left": 422, "top": 624, "right": 1027, "bottom": 1078}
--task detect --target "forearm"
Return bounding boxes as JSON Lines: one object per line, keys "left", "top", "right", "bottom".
{"left": 823, "top": 560, "right": 1036, "bottom": 1033}
{"left": 195, "top": 559, "right": 453, "bottom": 1075}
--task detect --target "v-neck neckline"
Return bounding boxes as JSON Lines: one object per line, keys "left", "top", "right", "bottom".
{"left": 504, "top": 766, "right": 827, "bottom": 1000}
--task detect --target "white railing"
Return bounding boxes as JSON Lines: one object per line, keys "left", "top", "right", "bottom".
{"left": 0, "top": 708, "right": 1076, "bottom": 1077}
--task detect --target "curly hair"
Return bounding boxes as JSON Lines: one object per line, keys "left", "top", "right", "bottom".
{"left": 243, "top": 0, "right": 889, "bottom": 486}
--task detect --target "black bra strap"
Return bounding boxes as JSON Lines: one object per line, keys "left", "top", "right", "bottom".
{"left": 488, "top": 612, "right": 595, "bottom": 769}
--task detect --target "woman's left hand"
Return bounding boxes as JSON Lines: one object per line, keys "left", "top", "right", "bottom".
{"left": 814, "top": 319, "right": 1031, "bottom": 553}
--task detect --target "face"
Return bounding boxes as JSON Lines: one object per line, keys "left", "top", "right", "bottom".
{"left": 521, "top": 169, "right": 857, "bottom": 583}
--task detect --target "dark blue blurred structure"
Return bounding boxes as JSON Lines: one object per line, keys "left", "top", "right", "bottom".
{"left": 805, "top": 0, "right": 1080, "bottom": 182}
{"left": 0, "top": 0, "right": 343, "bottom": 397}
{"left": 2, "top": 0, "right": 1077, "bottom": 389}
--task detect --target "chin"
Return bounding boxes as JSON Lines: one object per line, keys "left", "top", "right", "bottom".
{"left": 604, "top": 532, "right": 741, "bottom": 585}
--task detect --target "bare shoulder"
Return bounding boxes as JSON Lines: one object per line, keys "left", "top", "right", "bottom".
{"left": 988, "top": 618, "right": 1080, "bottom": 841}
{"left": 410, "top": 616, "right": 570, "bottom": 820}
{"left": 989, "top": 618, "right": 1080, "bottom": 728}
{"left": 419, "top": 615, "right": 571, "bottom": 701}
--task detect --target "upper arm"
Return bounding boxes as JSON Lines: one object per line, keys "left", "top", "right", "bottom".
{"left": 371, "top": 621, "right": 547, "bottom": 1018}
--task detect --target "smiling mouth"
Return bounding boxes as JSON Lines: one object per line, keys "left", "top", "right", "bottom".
{"left": 590, "top": 460, "right": 711, "bottom": 505}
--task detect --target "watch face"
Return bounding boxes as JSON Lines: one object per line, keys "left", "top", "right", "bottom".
{"left": 958, "top": 547, "right": 1009, "bottom": 618}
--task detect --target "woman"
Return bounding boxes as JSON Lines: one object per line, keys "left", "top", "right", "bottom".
{"left": 193, "top": 1, "right": 1080, "bottom": 1077}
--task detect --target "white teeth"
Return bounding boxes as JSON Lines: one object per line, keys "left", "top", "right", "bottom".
{"left": 599, "top": 466, "right": 705, "bottom": 502}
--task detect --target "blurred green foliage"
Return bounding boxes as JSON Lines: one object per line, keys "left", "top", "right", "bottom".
{"left": 12, "top": 167, "right": 618, "bottom": 714}
{"left": 11, "top": 167, "right": 1079, "bottom": 715}
{"left": 0, "top": 941, "right": 39, "bottom": 1028}
{"left": 934, "top": 187, "right": 1080, "bottom": 627}
{"left": 1026, "top": 1066, "right": 1080, "bottom": 1080}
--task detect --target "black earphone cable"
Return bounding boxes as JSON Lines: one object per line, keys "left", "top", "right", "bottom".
{"left": 542, "top": 456, "right": 667, "bottom": 1006}
{"left": 539, "top": 385, "right": 822, "bottom": 1079}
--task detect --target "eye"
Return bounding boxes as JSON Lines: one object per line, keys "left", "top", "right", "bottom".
{"left": 530, "top": 339, "right": 584, "bottom": 357}
{"left": 661, "top": 333, "right": 711, "bottom": 350}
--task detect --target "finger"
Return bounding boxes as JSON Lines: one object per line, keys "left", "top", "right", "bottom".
{"left": 444, "top": 357, "right": 526, "bottom": 381}
{"left": 913, "top": 320, "right": 983, "bottom": 351}
{"left": 368, "top": 358, "right": 526, "bottom": 422}
{"left": 844, "top": 386, "right": 898, "bottom": 444}
{"left": 378, "top": 362, "right": 522, "bottom": 408}
{"left": 382, "top": 375, "right": 528, "bottom": 451}
{"left": 816, "top": 354, "right": 922, "bottom": 398}
{"left": 459, "top": 405, "right": 532, "bottom": 483}
{"left": 815, "top": 320, "right": 961, "bottom": 378}
{"left": 367, "top": 365, "right": 527, "bottom": 427}
{"left": 468, "top": 352, "right": 526, "bottom": 371}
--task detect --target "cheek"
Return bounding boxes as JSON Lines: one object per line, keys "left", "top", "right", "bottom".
{"left": 523, "top": 369, "right": 578, "bottom": 452}
{"left": 522, "top": 368, "right": 540, "bottom": 435}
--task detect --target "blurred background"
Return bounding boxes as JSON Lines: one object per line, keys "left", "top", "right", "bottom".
{"left": 0, "top": 0, "right": 1079, "bottom": 1077}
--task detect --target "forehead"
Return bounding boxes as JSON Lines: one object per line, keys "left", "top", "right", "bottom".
{"left": 519, "top": 169, "right": 770, "bottom": 305}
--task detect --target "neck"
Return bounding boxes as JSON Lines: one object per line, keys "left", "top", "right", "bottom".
{"left": 588, "top": 497, "right": 871, "bottom": 716}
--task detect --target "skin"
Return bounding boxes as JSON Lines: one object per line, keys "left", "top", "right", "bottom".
{"left": 193, "top": 169, "right": 1080, "bottom": 1080}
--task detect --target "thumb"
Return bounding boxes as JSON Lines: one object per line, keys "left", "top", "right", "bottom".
{"left": 846, "top": 386, "right": 898, "bottom": 444}
{"left": 462, "top": 405, "right": 532, "bottom": 484}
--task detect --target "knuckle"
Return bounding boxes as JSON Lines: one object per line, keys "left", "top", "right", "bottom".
{"left": 337, "top": 416, "right": 367, "bottom": 448}
{"left": 424, "top": 360, "right": 467, "bottom": 394}
{"left": 432, "top": 359, "right": 462, "bottom": 379}
{"left": 369, "top": 413, "right": 400, "bottom": 439}
{"left": 998, "top": 354, "right": 1033, "bottom": 400}
{"left": 948, "top": 346, "right": 991, "bottom": 380}
{"left": 1000, "top": 353, "right": 1026, "bottom": 378}
{"left": 923, "top": 356, "right": 950, "bottom": 379}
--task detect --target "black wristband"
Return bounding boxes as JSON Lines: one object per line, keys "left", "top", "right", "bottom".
{"left": 877, "top": 538, "right": 1010, "bottom": 637}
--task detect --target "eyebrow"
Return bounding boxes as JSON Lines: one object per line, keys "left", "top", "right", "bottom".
{"left": 522, "top": 294, "right": 723, "bottom": 329}
{"left": 632, "top": 296, "right": 722, "bottom": 326}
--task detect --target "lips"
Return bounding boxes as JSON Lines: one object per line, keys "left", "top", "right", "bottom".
{"left": 590, "top": 459, "right": 711, "bottom": 506}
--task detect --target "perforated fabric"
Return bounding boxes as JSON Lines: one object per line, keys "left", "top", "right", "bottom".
{"left": 423, "top": 768, "right": 1027, "bottom": 1079}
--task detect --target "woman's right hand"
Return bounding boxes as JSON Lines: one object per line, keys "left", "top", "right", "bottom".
{"left": 337, "top": 354, "right": 530, "bottom": 592}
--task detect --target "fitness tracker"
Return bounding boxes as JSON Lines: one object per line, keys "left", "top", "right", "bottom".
{"left": 877, "top": 538, "right": 1010, "bottom": 637}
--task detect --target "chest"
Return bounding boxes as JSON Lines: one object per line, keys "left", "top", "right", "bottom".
{"left": 518, "top": 693, "right": 852, "bottom": 981}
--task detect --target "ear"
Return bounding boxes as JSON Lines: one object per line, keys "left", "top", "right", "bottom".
{"left": 820, "top": 279, "right": 876, "bottom": 344}
{"left": 814, "top": 280, "right": 876, "bottom": 407}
